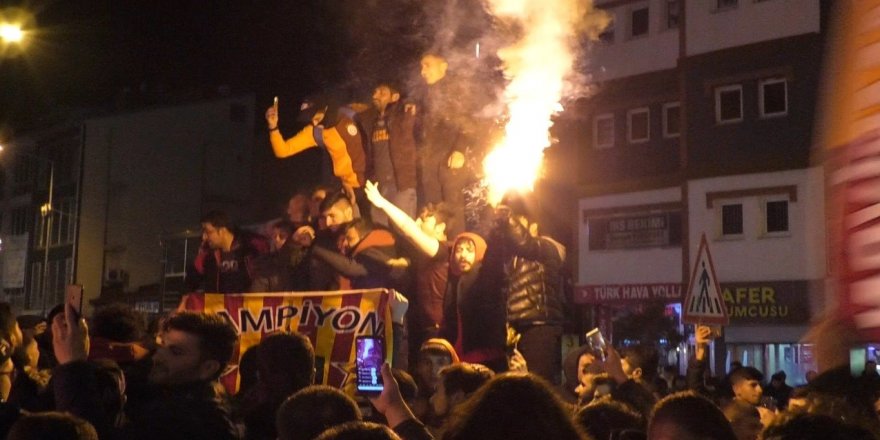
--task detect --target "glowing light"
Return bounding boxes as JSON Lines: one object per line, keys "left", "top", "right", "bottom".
{"left": 482, "top": 0, "right": 605, "bottom": 205}
{"left": 0, "top": 23, "right": 23, "bottom": 43}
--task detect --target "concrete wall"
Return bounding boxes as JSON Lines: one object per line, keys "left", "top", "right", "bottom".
{"left": 78, "top": 96, "right": 255, "bottom": 307}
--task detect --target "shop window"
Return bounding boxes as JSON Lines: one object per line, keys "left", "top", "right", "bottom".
{"left": 765, "top": 200, "right": 789, "bottom": 234}
{"left": 721, "top": 203, "right": 743, "bottom": 236}
{"left": 627, "top": 108, "right": 650, "bottom": 144}
{"left": 594, "top": 114, "right": 615, "bottom": 149}
{"left": 760, "top": 78, "right": 788, "bottom": 117}
{"left": 663, "top": 102, "right": 680, "bottom": 138}
{"left": 716, "top": 85, "right": 743, "bottom": 124}
{"left": 631, "top": 6, "right": 649, "bottom": 38}
{"left": 665, "top": 0, "right": 680, "bottom": 29}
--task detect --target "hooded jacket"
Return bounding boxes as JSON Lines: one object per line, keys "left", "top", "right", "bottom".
{"left": 439, "top": 233, "right": 507, "bottom": 363}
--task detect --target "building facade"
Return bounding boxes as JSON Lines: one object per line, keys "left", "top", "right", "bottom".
{"left": 1, "top": 94, "right": 258, "bottom": 315}
{"left": 572, "top": 0, "right": 827, "bottom": 382}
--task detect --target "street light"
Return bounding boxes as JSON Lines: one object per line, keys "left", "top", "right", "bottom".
{"left": 0, "top": 23, "right": 23, "bottom": 43}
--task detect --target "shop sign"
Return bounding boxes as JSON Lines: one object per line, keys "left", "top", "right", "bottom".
{"left": 574, "top": 283, "right": 683, "bottom": 304}
{"left": 720, "top": 281, "right": 812, "bottom": 324}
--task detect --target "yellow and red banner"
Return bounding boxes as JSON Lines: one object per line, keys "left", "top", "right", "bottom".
{"left": 180, "top": 289, "right": 392, "bottom": 394}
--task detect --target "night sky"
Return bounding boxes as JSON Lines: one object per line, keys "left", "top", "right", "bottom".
{"left": 0, "top": 0, "right": 477, "bottom": 136}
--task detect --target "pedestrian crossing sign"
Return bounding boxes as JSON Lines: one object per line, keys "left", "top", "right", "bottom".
{"left": 683, "top": 233, "right": 729, "bottom": 325}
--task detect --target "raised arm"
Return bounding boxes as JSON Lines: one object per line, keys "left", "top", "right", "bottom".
{"left": 364, "top": 180, "right": 440, "bottom": 257}
{"left": 265, "top": 106, "right": 318, "bottom": 158}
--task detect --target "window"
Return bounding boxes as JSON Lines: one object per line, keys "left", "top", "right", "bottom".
{"left": 594, "top": 114, "right": 615, "bottom": 149}
{"left": 765, "top": 200, "right": 789, "bottom": 233}
{"left": 663, "top": 102, "right": 681, "bottom": 138}
{"left": 34, "top": 199, "right": 76, "bottom": 248}
{"left": 760, "top": 78, "right": 788, "bottom": 117}
{"left": 631, "top": 7, "right": 649, "bottom": 38}
{"left": 627, "top": 108, "right": 650, "bottom": 143}
{"left": 722, "top": 204, "right": 744, "bottom": 236}
{"left": 716, "top": 85, "right": 743, "bottom": 124}
{"left": 599, "top": 19, "right": 615, "bottom": 43}
{"left": 665, "top": 0, "right": 680, "bottom": 29}
{"left": 716, "top": 0, "right": 738, "bottom": 10}
{"left": 9, "top": 206, "right": 29, "bottom": 236}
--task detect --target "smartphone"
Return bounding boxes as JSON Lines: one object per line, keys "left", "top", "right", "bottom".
{"left": 273, "top": 96, "right": 279, "bottom": 113}
{"left": 850, "top": 347, "right": 867, "bottom": 377}
{"left": 356, "top": 336, "right": 385, "bottom": 393}
{"left": 585, "top": 328, "right": 607, "bottom": 361}
{"left": 66, "top": 284, "right": 84, "bottom": 318}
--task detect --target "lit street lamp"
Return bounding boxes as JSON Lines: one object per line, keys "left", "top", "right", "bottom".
{"left": 0, "top": 23, "right": 23, "bottom": 43}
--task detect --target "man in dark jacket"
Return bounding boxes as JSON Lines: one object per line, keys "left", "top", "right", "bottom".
{"left": 53, "top": 308, "right": 241, "bottom": 440}
{"left": 189, "top": 210, "right": 269, "bottom": 293}
{"left": 488, "top": 195, "right": 566, "bottom": 384}
{"left": 359, "top": 82, "right": 418, "bottom": 224}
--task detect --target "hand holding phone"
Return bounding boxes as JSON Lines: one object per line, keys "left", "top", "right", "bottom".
{"left": 356, "top": 336, "right": 385, "bottom": 393}
{"left": 66, "top": 284, "right": 83, "bottom": 319}
{"left": 585, "top": 328, "right": 607, "bottom": 361}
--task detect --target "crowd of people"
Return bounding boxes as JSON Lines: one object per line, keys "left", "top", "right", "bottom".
{"left": 0, "top": 299, "right": 877, "bottom": 439}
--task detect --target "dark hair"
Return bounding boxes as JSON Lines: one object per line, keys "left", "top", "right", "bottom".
{"left": 440, "top": 363, "right": 494, "bottom": 396}
{"left": 499, "top": 192, "right": 533, "bottom": 219}
{"left": 256, "top": 332, "right": 315, "bottom": 394}
{"left": 320, "top": 190, "right": 352, "bottom": 214}
{"left": 619, "top": 345, "right": 659, "bottom": 382}
{"left": 391, "top": 368, "right": 418, "bottom": 402}
{"left": 276, "top": 385, "right": 362, "bottom": 440}
{"left": 648, "top": 391, "right": 736, "bottom": 440}
{"left": 442, "top": 372, "right": 588, "bottom": 440}
{"left": 375, "top": 82, "right": 402, "bottom": 96}
{"left": 7, "top": 412, "right": 98, "bottom": 440}
{"left": 729, "top": 366, "right": 764, "bottom": 385}
{"left": 314, "top": 421, "right": 401, "bottom": 440}
{"left": 573, "top": 400, "right": 645, "bottom": 440}
{"left": 273, "top": 220, "right": 296, "bottom": 236}
{"left": 163, "top": 312, "right": 237, "bottom": 379}
{"left": 761, "top": 413, "right": 875, "bottom": 440}
{"left": 200, "top": 210, "right": 232, "bottom": 230}
{"left": 92, "top": 303, "right": 145, "bottom": 343}
{"left": 88, "top": 359, "right": 127, "bottom": 436}
{"left": 0, "top": 303, "right": 17, "bottom": 341}
{"left": 237, "top": 344, "right": 260, "bottom": 394}
{"left": 771, "top": 370, "right": 787, "bottom": 381}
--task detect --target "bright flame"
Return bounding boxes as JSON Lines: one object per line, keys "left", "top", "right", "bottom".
{"left": 0, "top": 23, "right": 24, "bottom": 43}
{"left": 482, "top": 0, "right": 591, "bottom": 205}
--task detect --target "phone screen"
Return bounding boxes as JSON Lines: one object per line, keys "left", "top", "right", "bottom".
{"left": 850, "top": 347, "right": 867, "bottom": 377}
{"left": 585, "top": 328, "right": 606, "bottom": 361}
{"left": 356, "top": 336, "right": 384, "bottom": 393}
{"left": 66, "top": 284, "right": 84, "bottom": 317}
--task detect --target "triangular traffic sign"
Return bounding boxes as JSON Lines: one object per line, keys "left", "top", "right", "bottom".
{"left": 683, "top": 233, "right": 729, "bottom": 325}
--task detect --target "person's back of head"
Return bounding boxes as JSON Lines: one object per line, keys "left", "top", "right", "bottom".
{"left": 391, "top": 368, "right": 419, "bottom": 403}
{"left": 440, "top": 362, "right": 494, "bottom": 396}
{"left": 648, "top": 391, "right": 736, "bottom": 440}
{"left": 7, "top": 412, "right": 98, "bottom": 440}
{"left": 276, "top": 385, "right": 362, "bottom": 440}
{"left": 88, "top": 359, "right": 127, "bottom": 433}
{"left": 92, "top": 303, "right": 146, "bottom": 343}
{"left": 760, "top": 413, "right": 875, "bottom": 440}
{"left": 442, "top": 372, "right": 588, "bottom": 440}
{"left": 574, "top": 400, "right": 645, "bottom": 440}
{"left": 257, "top": 332, "right": 315, "bottom": 394}
{"left": 314, "top": 420, "right": 400, "bottom": 440}
{"left": 722, "top": 400, "right": 762, "bottom": 440}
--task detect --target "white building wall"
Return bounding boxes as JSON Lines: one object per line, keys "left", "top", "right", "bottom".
{"left": 686, "top": 0, "right": 821, "bottom": 57}
{"left": 591, "top": 0, "right": 679, "bottom": 81}
{"left": 578, "top": 187, "right": 682, "bottom": 284}
{"left": 686, "top": 167, "right": 826, "bottom": 283}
